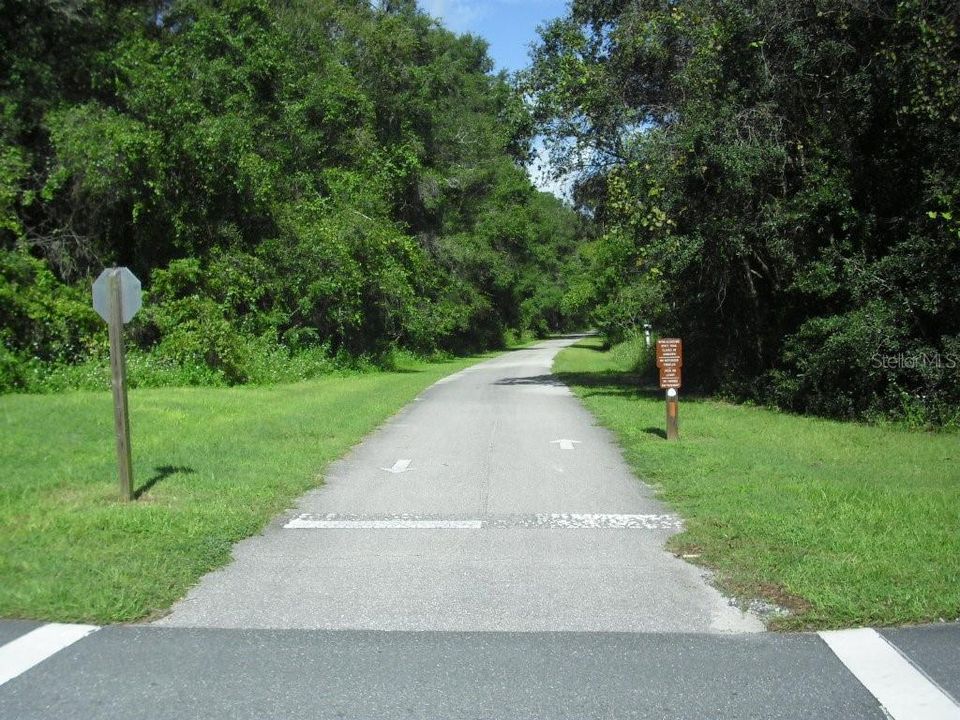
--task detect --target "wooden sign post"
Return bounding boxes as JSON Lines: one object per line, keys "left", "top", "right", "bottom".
{"left": 665, "top": 388, "right": 679, "bottom": 440}
{"left": 92, "top": 267, "right": 142, "bottom": 501}
{"left": 656, "top": 338, "right": 682, "bottom": 441}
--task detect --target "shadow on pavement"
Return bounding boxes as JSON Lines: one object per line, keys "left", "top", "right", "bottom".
{"left": 493, "top": 370, "right": 662, "bottom": 399}
{"left": 493, "top": 374, "right": 567, "bottom": 387}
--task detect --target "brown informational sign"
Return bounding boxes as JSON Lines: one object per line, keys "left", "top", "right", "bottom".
{"left": 659, "top": 365, "right": 682, "bottom": 389}
{"left": 656, "top": 338, "right": 682, "bottom": 368}
{"left": 656, "top": 338, "right": 683, "bottom": 389}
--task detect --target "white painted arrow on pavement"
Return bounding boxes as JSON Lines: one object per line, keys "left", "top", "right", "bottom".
{"left": 550, "top": 439, "right": 581, "bottom": 450}
{"left": 381, "top": 458, "right": 412, "bottom": 474}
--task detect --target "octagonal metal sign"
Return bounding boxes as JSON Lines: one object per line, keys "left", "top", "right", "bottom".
{"left": 92, "top": 267, "right": 142, "bottom": 324}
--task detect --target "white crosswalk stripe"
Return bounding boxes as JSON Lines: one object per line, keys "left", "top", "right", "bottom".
{"left": 820, "top": 628, "right": 960, "bottom": 720}
{"left": 0, "top": 624, "right": 99, "bottom": 688}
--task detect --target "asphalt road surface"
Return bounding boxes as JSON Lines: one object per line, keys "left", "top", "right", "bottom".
{"left": 0, "top": 622, "right": 958, "bottom": 719}
{"left": 2, "top": 337, "right": 958, "bottom": 718}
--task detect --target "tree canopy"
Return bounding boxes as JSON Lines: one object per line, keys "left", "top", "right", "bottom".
{"left": 4, "top": 0, "right": 957, "bottom": 425}
{"left": 525, "top": 0, "right": 960, "bottom": 424}
{"left": 0, "top": 0, "right": 586, "bottom": 389}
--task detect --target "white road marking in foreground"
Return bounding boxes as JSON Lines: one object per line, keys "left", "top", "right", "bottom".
{"left": 819, "top": 628, "right": 960, "bottom": 720}
{"left": 381, "top": 458, "right": 412, "bottom": 474}
{"left": 535, "top": 513, "right": 682, "bottom": 529}
{"left": 550, "top": 439, "right": 581, "bottom": 450}
{"left": 0, "top": 623, "right": 99, "bottom": 687}
{"left": 285, "top": 519, "right": 482, "bottom": 529}
{"left": 284, "top": 513, "right": 683, "bottom": 530}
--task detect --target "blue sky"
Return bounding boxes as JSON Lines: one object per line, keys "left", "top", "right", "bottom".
{"left": 418, "top": 0, "right": 573, "bottom": 196}
{"left": 419, "top": 0, "right": 569, "bottom": 74}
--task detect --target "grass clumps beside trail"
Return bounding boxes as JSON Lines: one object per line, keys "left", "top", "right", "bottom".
{"left": 0, "top": 352, "right": 492, "bottom": 624}
{"left": 554, "top": 337, "right": 960, "bottom": 630}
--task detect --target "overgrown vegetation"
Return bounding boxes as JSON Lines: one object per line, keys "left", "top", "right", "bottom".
{"left": 555, "top": 337, "right": 960, "bottom": 629}
{"left": 527, "top": 0, "right": 960, "bottom": 425}
{"left": 0, "top": 0, "right": 586, "bottom": 392}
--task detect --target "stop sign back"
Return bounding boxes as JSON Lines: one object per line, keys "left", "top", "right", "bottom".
{"left": 92, "top": 267, "right": 142, "bottom": 324}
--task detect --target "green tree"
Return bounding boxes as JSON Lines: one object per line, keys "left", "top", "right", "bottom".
{"left": 0, "top": 0, "right": 587, "bottom": 390}
{"left": 526, "top": 0, "right": 960, "bottom": 424}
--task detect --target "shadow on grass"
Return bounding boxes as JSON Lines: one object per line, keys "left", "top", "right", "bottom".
{"left": 502, "top": 369, "right": 707, "bottom": 404}
{"left": 560, "top": 371, "right": 665, "bottom": 400}
{"left": 135, "top": 465, "right": 195, "bottom": 499}
{"left": 494, "top": 371, "right": 660, "bottom": 399}
{"left": 644, "top": 426, "right": 667, "bottom": 439}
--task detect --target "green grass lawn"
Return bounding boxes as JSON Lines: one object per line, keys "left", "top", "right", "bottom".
{"left": 0, "top": 353, "right": 491, "bottom": 624}
{"left": 554, "top": 337, "right": 960, "bottom": 630}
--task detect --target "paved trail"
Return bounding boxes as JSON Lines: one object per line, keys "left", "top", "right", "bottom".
{"left": 4, "top": 338, "right": 958, "bottom": 718}
{"left": 156, "top": 336, "right": 760, "bottom": 632}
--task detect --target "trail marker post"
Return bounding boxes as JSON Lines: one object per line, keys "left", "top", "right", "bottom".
{"left": 656, "top": 338, "right": 682, "bottom": 441}
{"left": 92, "top": 267, "right": 142, "bottom": 500}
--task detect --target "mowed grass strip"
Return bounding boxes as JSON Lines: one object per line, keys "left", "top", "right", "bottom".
{"left": 0, "top": 354, "right": 489, "bottom": 624}
{"left": 554, "top": 337, "right": 960, "bottom": 630}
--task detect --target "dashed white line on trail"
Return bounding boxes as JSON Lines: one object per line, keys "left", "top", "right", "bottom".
{"left": 0, "top": 623, "right": 99, "bottom": 687}
{"left": 819, "top": 628, "right": 960, "bottom": 720}
{"left": 285, "top": 518, "right": 482, "bottom": 529}
{"left": 284, "top": 513, "right": 683, "bottom": 530}
{"left": 534, "top": 513, "right": 681, "bottom": 529}
{"left": 550, "top": 439, "right": 581, "bottom": 450}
